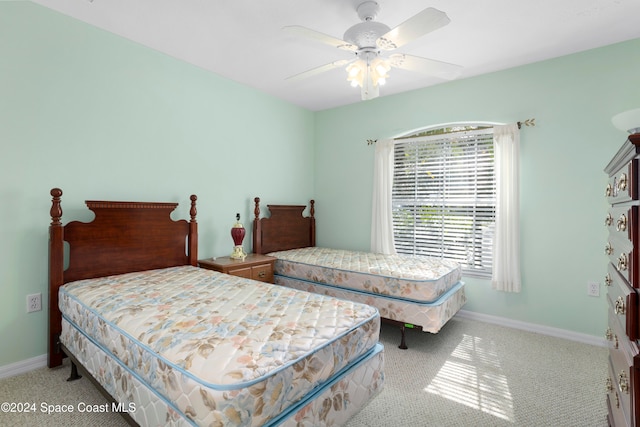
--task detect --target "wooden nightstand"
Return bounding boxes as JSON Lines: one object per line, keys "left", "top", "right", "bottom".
{"left": 198, "top": 254, "right": 276, "bottom": 284}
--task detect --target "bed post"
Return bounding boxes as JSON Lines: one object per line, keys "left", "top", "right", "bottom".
{"left": 309, "top": 200, "right": 315, "bottom": 247}
{"left": 188, "top": 194, "right": 198, "bottom": 265}
{"left": 253, "top": 197, "right": 262, "bottom": 254}
{"left": 48, "top": 188, "right": 64, "bottom": 368}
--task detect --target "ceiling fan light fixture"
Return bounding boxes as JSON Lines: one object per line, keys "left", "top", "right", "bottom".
{"left": 346, "top": 60, "right": 366, "bottom": 88}
{"left": 370, "top": 57, "right": 390, "bottom": 85}
{"left": 345, "top": 54, "right": 389, "bottom": 100}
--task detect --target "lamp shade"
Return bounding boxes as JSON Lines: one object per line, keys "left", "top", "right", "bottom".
{"left": 345, "top": 52, "right": 390, "bottom": 101}
{"left": 612, "top": 108, "right": 640, "bottom": 134}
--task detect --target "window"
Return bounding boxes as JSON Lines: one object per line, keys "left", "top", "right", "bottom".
{"left": 392, "top": 125, "right": 495, "bottom": 278}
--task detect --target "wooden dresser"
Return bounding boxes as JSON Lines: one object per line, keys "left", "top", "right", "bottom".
{"left": 605, "top": 133, "right": 640, "bottom": 426}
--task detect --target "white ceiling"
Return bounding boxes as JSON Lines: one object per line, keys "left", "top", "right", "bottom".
{"left": 30, "top": 0, "right": 640, "bottom": 111}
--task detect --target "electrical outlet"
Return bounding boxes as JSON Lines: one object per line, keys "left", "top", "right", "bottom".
{"left": 27, "top": 293, "right": 42, "bottom": 313}
{"left": 587, "top": 281, "right": 600, "bottom": 297}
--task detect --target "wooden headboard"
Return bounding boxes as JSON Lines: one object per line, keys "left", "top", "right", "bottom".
{"left": 252, "top": 197, "right": 315, "bottom": 254}
{"left": 48, "top": 188, "right": 198, "bottom": 368}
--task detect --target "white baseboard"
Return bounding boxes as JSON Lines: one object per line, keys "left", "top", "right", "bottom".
{"left": 456, "top": 309, "right": 607, "bottom": 347}
{"left": 0, "top": 354, "right": 47, "bottom": 380}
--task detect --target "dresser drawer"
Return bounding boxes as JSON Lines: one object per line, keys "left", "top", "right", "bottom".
{"left": 606, "top": 205, "right": 639, "bottom": 287}
{"left": 607, "top": 159, "right": 638, "bottom": 204}
{"left": 607, "top": 206, "right": 638, "bottom": 243}
{"left": 608, "top": 357, "right": 631, "bottom": 427}
{"left": 607, "top": 235, "right": 637, "bottom": 287}
{"left": 607, "top": 263, "right": 639, "bottom": 340}
{"left": 608, "top": 307, "right": 625, "bottom": 352}
{"left": 609, "top": 307, "right": 639, "bottom": 366}
{"left": 610, "top": 349, "right": 634, "bottom": 424}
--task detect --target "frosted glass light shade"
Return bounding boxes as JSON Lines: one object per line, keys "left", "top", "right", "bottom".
{"left": 612, "top": 108, "right": 640, "bottom": 134}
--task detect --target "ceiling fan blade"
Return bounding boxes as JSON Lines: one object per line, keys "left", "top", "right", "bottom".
{"left": 283, "top": 26, "right": 357, "bottom": 52}
{"left": 286, "top": 59, "right": 352, "bottom": 82}
{"left": 377, "top": 8, "right": 450, "bottom": 50}
{"left": 389, "top": 54, "right": 462, "bottom": 80}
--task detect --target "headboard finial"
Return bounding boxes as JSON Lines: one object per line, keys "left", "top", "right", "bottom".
{"left": 189, "top": 194, "right": 197, "bottom": 222}
{"left": 310, "top": 200, "right": 315, "bottom": 219}
{"left": 50, "top": 188, "right": 63, "bottom": 226}
{"left": 254, "top": 197, "right": 261, "bottom": 220}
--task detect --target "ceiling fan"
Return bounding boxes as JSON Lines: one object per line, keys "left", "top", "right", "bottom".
{"left": 284, "top": 1, "right": 462, "bottom": 100}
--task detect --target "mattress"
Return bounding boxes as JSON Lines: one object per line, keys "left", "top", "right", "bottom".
{"left": 275, "top": 276, "right": 466, "bottom": 334}
{"left": 268, "top": 247, "right": 462, "bottom": 303}
{"left": 59, "top": 265, "right": 381, "bottom": 426}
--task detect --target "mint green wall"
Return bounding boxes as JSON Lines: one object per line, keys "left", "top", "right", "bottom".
{"left": 2, "top": 2, "right": 638, "bottom": 369}
{"left": 314, "top": 38, "right": 640, "bottom": 337}
{"left": 0, "top": 3, "right": 314, "bottom": 366}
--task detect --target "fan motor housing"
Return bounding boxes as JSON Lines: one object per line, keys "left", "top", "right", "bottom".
{"left": 343, "top": 21, "right": 390, "bottom": 49}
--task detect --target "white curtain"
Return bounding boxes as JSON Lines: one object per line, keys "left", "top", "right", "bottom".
{"left": 371, "top": 138, "right": 397, "bottom": 254}
{"left": 492, "top": 123, "right": 521, "bottom": 292}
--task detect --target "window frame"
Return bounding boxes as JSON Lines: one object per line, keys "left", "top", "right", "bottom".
{"left": 391, "top": 124, "right": 496, "bottom": 278}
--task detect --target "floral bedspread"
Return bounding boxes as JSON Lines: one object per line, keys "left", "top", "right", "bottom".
{"left": 268, "top": 247, "right": 461, "bottom": 303}
{"left": 59, "top": 266, "right": 380, "bottom": 426}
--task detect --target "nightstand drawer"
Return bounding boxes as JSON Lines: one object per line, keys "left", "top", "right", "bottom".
{"left": 226, "top": 265, "right": 253, "bottom": 279}
{"left": 224, "top": 263, "right": 273, "bottom": 283}
{"left": 249, "top": 263, "right": 274, "bottom": 283}
{"left": 198, "top": 254, "right": 276, "bottom": 284}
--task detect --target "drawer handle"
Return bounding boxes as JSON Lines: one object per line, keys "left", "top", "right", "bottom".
{"left": 615, "top": 296, "right": 626, "bottom": 315}
{"left": 617, "top": 253, "right": 628, "bottom": 271}
{"left": 618, "top": 173, "right": 628, "bottom": 192}
{"left": 606, "top": 327, "right": 613, "bottom": 341}
{"left": 619, "top": 371, "right": 629, "bottom": 394}
{"left": 605, "top": 243, "right": 613, "bottom": 255}
{"left": 258, "top": 271, "right": 266, "bottom": 278}
{"left": 605, "top": 213, "right": 613, "bottom": 226}
{"left": 605, "top": 274, "right": 612, "bottom": 287}
{"left": 605, "top": 328, "right": 620, "bottom": 349}
{"left": 606, "top": 183, "right": 613, "bottom": 197}
{"left": 617, "top": 214, "right": 627, "bottom": 232}
{"left": 606, "top": 377, "right": 613, "bottom": 393}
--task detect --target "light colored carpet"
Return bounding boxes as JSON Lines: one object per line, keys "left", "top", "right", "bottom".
{"left": 0, "top": 317, "right": 608, "bottom": 426}
{"left": 346, "top": 318, "right": 608, "bottom": 427}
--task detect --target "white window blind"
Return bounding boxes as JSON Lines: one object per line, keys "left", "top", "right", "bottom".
{"left": 392, "top": 127, "right": 495, "bottom": 277}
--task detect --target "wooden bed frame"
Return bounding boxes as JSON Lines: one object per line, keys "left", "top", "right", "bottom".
{"left": 48, "top": 188, "right": 198, "bottom": 369}
{"left": 252, "top": 196, "right": 423, "bottom": 349}
{"left": 46, "top": 190, "right": 385, "bottom": 426}
{"left": 252, "top": 197, "right": 315, "bottom": 254}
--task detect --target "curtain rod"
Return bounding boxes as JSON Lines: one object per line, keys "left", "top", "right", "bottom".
{"left": 366, "top": 119, "right": 536, "bottom": 145}
{"left": 517, "top": 118, "right": 536, "bottom": 129}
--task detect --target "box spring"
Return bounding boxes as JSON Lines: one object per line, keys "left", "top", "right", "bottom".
{"left": 275, "top": 276, "right": 466, "bottom": 334}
